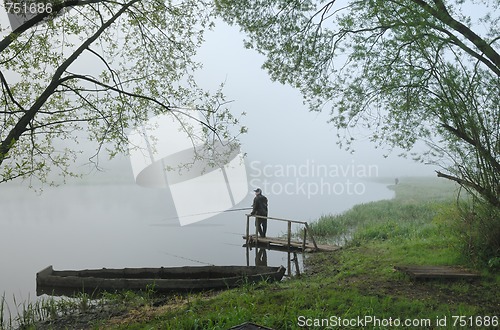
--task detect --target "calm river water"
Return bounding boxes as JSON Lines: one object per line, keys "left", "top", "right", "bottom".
{"left": 0, "top": 179, "right": 393, "bottom": 317}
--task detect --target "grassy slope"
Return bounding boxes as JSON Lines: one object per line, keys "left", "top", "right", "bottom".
{"left": 94, "top": 178, "right": 499, "bottom": 329}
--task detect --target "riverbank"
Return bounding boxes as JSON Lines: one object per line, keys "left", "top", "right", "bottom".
{"left": 15, "top": 177, "right": 500, "bottom": 329}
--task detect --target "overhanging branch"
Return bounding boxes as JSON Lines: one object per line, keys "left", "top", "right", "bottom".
{"left": 0, "top": 0, "right": 141, "bottom": 164}
{"left": 436, "top": 170, "right": 499, "bottom": 208}
{"left": 411, "top": 0, "right": 500, "bottom": 76}
{"left": 441, "top": 123, "right": 500, "bottom": 173}
{"left": 0, "top": 0, "right": 107, "bottom": 54}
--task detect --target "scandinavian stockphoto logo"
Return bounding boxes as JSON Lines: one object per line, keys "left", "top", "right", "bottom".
{"left": 248, "top": 160, "right": 379, "bottom": 199}
{"left": 128, "top": 113, "right": 248, "bottom": 226}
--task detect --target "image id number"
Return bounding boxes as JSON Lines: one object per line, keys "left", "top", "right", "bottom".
{"left": 452, "top": 316, "right": 498, "bottom": 327}
{"left": 5, "top": 1, "right": 53, "bottom": 15}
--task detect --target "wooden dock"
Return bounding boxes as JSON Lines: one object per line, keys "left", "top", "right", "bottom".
{"left": 244, "top": 234, "right": 340, "bottom": 253}
{"left": 394, "top": 265, "right": 480, "bottom": 280}
{"left": 244, "top": 215, "right": 340, "bottom": 253}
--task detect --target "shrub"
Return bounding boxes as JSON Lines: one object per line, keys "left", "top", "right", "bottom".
{"left": 454, "top": 201, "right": 500, "bottom": 267}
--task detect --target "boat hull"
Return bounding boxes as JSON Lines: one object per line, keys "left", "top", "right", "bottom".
{"left": 36, "top": 265, "right": 286, "bottom": 296}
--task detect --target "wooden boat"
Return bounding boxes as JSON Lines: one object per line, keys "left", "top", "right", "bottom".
{"left": 36, "top": 265, "right": 286, "bottom": 296}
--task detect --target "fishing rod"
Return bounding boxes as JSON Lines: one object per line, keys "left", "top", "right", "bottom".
{"left": 164, "top": 207, "right": 252, "bottom": 221}
{"left": 160, "top": 250, "right": 215, "bottom": 266}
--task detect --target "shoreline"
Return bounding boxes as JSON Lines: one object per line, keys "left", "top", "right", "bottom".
{"left": 5, "top": 177, "right": 490, "bottom": 329}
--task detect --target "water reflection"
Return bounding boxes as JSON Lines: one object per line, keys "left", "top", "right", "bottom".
{"left": 245, "top": 245, "right": 303, "bottom": 277}
{"left": 255, "top": 248, "right": 268, "bottom": 267}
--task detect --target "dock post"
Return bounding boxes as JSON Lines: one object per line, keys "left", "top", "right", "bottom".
{"left": 287, "top": 252, "right": 291, "bottom": 277}
{"left": 302, "top": 227, "right": 307, "bottom": 251}
{"left": 246, "top": 243, "right": 250, "bottom": 266}
{"left": 293, "top": 252, "right": 300, "bottom": 277}
{"left": 246, "top": 214, "right": 250, "bottom": 246}
{"left": 287, "top": 221, "right": 292, "bottom": 249}
{"left": 287, "top": 221, "right": 292, "bottom": 276}
{"left": 255, "top": 215, "right": 259, "bottom": 247}
{"left": 304, "top": 223, "right": 318, "bottom": 251}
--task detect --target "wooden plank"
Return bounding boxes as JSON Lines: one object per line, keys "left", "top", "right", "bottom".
{"left": 229, "top": 322, "right": 274, "bottom": 330}
{"left": 394, "top": 265, "right": 480, "bottom": 280}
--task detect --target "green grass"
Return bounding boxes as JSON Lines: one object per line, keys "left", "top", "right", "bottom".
{"left": 310, "top": 177, "right": 461, "bottom": 247}
{"left": 1, "top": 288, "right": 157, "bottom": 330}
{"left": 22, "top": 177, "right": 500, "bottom": 329}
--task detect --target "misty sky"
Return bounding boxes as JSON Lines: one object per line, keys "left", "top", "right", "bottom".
{"left": 87, "top": 19, "right": 436, "bottom": 185}
{"left": 194, "top": 21, "right": 434, "bottom": 179}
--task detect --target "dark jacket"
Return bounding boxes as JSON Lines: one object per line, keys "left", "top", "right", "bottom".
{"left": 251, "top": 194, "right": 268, "bottom": 216}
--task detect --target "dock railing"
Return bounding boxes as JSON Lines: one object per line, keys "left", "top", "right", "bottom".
{"left": 245, "top": 214, "right": 319, "bottom": 251}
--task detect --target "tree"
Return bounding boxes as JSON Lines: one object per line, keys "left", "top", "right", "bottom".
{"left": 215, "top": 0, "right": 499, "bottom": 210}
{"left": 0, "top": 0, "right": 242, "bottom": 184}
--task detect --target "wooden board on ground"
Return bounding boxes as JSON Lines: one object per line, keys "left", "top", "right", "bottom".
{"left": 244, "top": 235, "right": 341, "bottom": 252}
{"left": 229, "top": 322, "right": 274, "bottom": 330}
{"left": 394, "top": 265, "right": 480, "bottom": 280}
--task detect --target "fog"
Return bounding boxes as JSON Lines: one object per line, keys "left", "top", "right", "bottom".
{"left": 0, "top": 15, "right": 436, "bottom": 219}
{"left": 57, "top": 21, "right": 435, "bottom": 226}
{"left": 49, "top": 20, "right": 436, "bottom": 220}
{"left": 0, "top": 10, "right": 435, "bottom": 315}
{"left": 194, "top": 22, "right": 433, "bottom": 180}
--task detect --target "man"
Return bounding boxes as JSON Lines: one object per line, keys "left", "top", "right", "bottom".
{"left": 251, "top": 188, "right": 268, "bottom": 237}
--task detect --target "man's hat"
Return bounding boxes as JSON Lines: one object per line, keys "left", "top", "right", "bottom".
{"left": 253, "top": 188, "right": 262, "bottom": 194}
